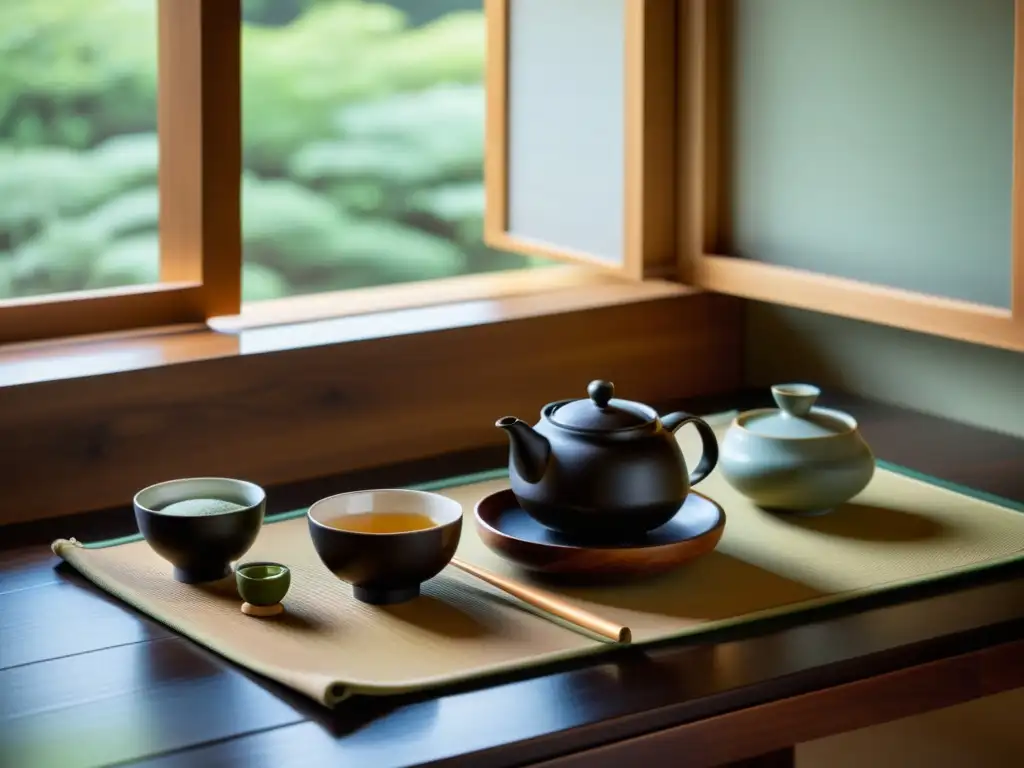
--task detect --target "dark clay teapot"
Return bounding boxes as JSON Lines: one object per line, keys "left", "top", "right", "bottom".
{"left": 496, "top": 380, "right": 719, "bottom": 539}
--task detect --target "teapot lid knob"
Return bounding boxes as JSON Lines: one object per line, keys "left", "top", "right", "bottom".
{"left": 587, "top": 380, "right": 615, "bottom": 409}
{"left": 550, "top": 379, "right": 652, "bottom": 431}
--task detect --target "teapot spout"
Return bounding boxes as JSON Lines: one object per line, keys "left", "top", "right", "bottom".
{"left": 496, "top": 417, "right": 550, "bottom": 484}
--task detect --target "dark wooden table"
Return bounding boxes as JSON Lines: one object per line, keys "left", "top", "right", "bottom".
{"left": 3, "top": 391, "right": 1024, "bottom": 768}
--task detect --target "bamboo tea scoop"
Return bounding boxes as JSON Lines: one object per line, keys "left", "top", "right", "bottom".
{"left": 450, "top": 557, "right": 631, "bottom": 643}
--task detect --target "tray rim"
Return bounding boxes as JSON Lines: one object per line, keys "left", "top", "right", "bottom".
{"left": 473, "top": 488, "right": 726, "bottom": 554}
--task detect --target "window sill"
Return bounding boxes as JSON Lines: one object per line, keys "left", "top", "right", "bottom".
{"left": 208, "top": 266, "right": 623, "bottom": 332}
{"left": 0, "top": 279, "right": 743, "bottom": 523}
{"left": 1, "top": 271, "right": 680, "bottom": 389}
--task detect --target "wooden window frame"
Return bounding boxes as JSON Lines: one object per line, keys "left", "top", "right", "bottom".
{"left": 681, "top": 0, "right": 1024, "bottom": 352}
{"left": 487, "top": 0, "right": 1024, "bottom": 353}
{"left": 0, "top": 0, "right": 630, "bottom": 345}
{"left": 0, "top": 0, "right": 241, "bottom": 346}
{"left": 484, "top": 0, "right": 679, "bottom": 281}
{"left": 8, "top": 0, "right": 1020, "bottom": 351}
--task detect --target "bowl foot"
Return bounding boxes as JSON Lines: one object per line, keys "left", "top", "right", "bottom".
{"left": 241, "top": 602, "right": 284, "bottom": 617}
{"left": 173, "top": 562, "right": 232, "bottom": 584}
{"left": 353, "top": 585, "right": 420, "bottom": 605}
{"left": 764, "top": 506, "right": 835, "bottom": 518}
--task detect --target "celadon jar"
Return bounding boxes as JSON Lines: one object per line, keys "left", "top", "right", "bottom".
{"left": 720, "top": 384, "right": 875, "bottom": 513}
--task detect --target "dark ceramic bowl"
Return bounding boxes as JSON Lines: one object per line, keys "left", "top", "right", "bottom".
{"left": 133, "top": 477, "right": 266, "bottom": 584}
{"left": 307, "top": 489, "right": 463, "bottom": 605}
{"left": 236, "top": 562, "right": 291, "bottom": 606}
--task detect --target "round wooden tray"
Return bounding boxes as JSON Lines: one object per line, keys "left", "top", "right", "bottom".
{"left": 474, "top": 489, "right": 725, "bottom": 580}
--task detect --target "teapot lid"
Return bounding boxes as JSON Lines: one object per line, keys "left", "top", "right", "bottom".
{"left": 549, "top": 380, "right": 655, "bottom": 432}
{"left": 739, "top": 384, "right": 854, "bottom": 438}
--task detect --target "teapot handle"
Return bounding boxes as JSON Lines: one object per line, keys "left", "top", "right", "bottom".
{"left": 661, "top": 412, "right": 719, "bottom": 487}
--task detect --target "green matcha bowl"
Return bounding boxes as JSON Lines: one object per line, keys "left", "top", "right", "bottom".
{"left": 133, "top": 477, "right": 266, "bottom": 584}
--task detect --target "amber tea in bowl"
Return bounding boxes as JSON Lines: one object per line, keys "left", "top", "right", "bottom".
{"left": 325, "top": 511, "right": 436, "bottom": 534}
{"left": 307, "top": 489, "right": 463, "bottom": 605}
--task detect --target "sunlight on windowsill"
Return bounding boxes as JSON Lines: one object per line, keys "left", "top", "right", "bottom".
{"left": 0, "top": 276, "right": 698, "bottom": 389}
{"left": 209, "top": 265, "right": 620, "bottom": 332}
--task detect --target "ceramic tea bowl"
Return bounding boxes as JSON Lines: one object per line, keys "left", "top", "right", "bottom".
{"left": 133, "top": 477, "right": 266, "bottom": 583}
{"left": 307, "top": 489, "right": 463, "bottom": 605}
{"left": 235, "top": 562, "right": 291, "bottom": 607}
{"left": 720, "top": 384, "right": 875, "bottom": 514}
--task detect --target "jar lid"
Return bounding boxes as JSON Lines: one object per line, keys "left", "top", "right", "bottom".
{"left": 739, "top": 384, "right": 854, "bottom": 438}
{"left": 549, "top": 380, "right": 655, "bottom": 432}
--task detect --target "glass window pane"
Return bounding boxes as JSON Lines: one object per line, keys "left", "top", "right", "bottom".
{"left": 0, "top": 0, "right": 160, "bottom": 301}
{"left": 240, "top": 0, "right": 555, "bottom": 303}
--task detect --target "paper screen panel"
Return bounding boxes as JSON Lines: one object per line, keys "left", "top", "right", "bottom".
{"left": 505, "top": 0, "right": 626, "bottom": 266}
{"left": 724, "top": 0, "right": 1014, "bottom": 308}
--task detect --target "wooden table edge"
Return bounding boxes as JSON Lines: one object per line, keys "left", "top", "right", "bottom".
{"left": 528, "top": 639, "right": 1024, "bottom": 768}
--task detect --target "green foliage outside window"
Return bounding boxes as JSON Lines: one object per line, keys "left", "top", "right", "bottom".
{"left": 0, "top": 0, "right": 546, "bottom": 303}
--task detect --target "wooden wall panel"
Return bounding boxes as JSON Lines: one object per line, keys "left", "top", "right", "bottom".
{"left": 1, "top": 291, "right": 743, "bottom": 523}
